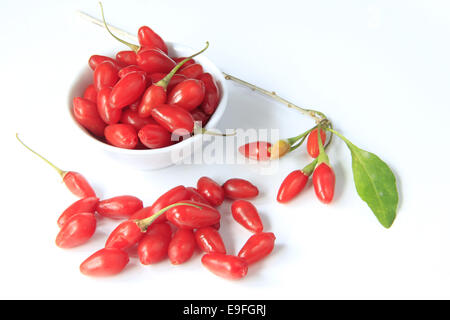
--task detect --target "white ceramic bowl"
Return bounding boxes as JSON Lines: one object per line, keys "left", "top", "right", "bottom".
{"left": 67, "top": 42, "right": 228, "bottom": 170}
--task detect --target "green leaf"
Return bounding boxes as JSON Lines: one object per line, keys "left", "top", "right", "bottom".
{"left": 328, "top": 129, "right": 399, "bottom": 228}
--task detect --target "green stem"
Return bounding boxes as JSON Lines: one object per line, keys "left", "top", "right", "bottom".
{"left": 135, "top": 202, "right": 202, "bottom": 232}
{"left": 156, "top": 42, "right": 210, "bottom": 90}
{"left": 289, "top": 135, "right": 307, "bottom": 152}
{"left": 222, "top": 72, "right": 327, "bottom": 123}
{"left": 99, "top": 2, "right": 139, "bottom": 52}
{"left": 316, "top": 126, "right": 330, "bottom": 166}
{"left": 200, "top": 128, "right": 237, "bottom": 137}
{"left": 287, "top": 126, "right": 317, "bottom": 146}
{"left": 16, "top": 133, "right": 65, "bottom": 177}
{"left": 302, "top": 158, "right": 318, "bottom": 176}
{"left": 324, "top": 127, "right": 351, "bottom": 145}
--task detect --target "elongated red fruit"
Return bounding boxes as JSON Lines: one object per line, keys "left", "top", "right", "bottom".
{"left": 137, "top": 222, "right": 172, "bottom": 265}
{"left": 238, "top": 232, "right": 276, "bottom": 265}
{"left": 277, "top": 170, "right": 309, "bottom": 203}
{"left": 167, "top": 79, "right": 205, "bottom": 111}
{"left": 63, "top": 171, "right": 97, "bottom": 199}
{"left": 73, "top": 97, "right": 106, "bottom": 137}
{"left": 105, "top": 220, "right": 143, "bottom": 250}
{"left": 166, "top": 200, "right": 221, "bottom": 229}
{"left": 239, "top": 142, "right": 271, "bottom": 161}
{"left": 151, "top": 104, "right": 195, "bottom": 134}
{"left": 138, "top": 123, "right": 173, "bottom": 149}
{"left": 201, "top": 253, "right": 248, "bottom": 280}
{"left": 307, "top": 128, "right": 327, "bottom": 158}
{"left": 198, "top": 73, "right": 220, "bottom": 115}
{"left": 97, "top": 195, "right": 143, "bottom": 219}
{"left": 312, "top": 162, "right": 335, "bottom": 204}
{"left": 137, "top": 26, "right": 168, "bottom": 54}
{"left": 231, "top": 200, "right": 263, "bottom": 233}
{"left": 168, "top": 229, "right": 196, "bottom": 265}
{"left": 178, "top": 63, "right": 203, "bottom": 79}
{"left": 93, "top": 60, "right": 119, "bottom": 91}
{"left": 55, "top": 212, "right": 97, "bottom": 248}
{"left": 116, "top": 50, "right": 138, "bottom": 66}
{"left": 109, "top": 72, "right": 147, "bottom": 109}
{"left": 80, "top": 248, "right": 129, "bottom": 277}
{"left": 222, "top": 178, "right": 259, "bottom": 200}
{"left": 120, "top": 108, "right": 156, "bottom": 130}
{"left": 57, "top": 196, "right": 99, "bottom": 228}
{"left": 197, "top": 176, "right": 225, "bottom": 207}
{"left": 129, "top": 186, "right": 189, "bottom": 223}
{"left": 88, "top": 55, "right": 121, "bottom": 70}
{"left": 83, "top": 84, "right": 97, "bottom": 103}
{"left": 195, "top": 227, "right": 226, "bottom": 254}
{"left": 97, "top": 87, "right": 122, "bottom": 125}
{"left": 136, "top": 49, "right": 175, "bottom": 73}
{"left": 186, "top": 187, "right": 210, "bottom": 205}
{"left": 104, "top": 124, "right": 138, "bottom": 149}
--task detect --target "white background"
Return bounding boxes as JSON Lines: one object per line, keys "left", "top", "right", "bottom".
{"left": 1, "top": 0, "right": 450, "bottom": 299}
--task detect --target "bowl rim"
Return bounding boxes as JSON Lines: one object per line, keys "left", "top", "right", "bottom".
{"left": 67, "top": 41, "right": 228, "bottom": 155}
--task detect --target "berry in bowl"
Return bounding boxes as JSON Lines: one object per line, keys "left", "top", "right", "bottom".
{"left": 68, "top": 22, "right": 228, "bottom": 170}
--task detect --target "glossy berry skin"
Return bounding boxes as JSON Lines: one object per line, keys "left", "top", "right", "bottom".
{"left": 63, "top": 171, "right": 96, "bottom": 199}
{"left": 172, "top": 57, "right": 195, "bottom": 69}
{"left": 195, "top": 227, "right": 226, "bottom": 254}
{"left": 105, "top": 220, "right": 143, "bottom": 250}
{"left": 55, "top": 212, "right": 96, "bottom": 248}
{"left": 191, "top": 108, "right": 209, "bottom": 127}
{"left": 138, "top": 124, "right": 172, "bottom": 149}
{"left": 83, "top": 84, "right": 97, "bottom": 103}
{"left": 312, "top": 163, "right": 335, "bottom": 204}
{"left": 186, "top": 187, "right": 210, "bottom": 205}
{"left": 73, "top": 97, "right": 106, "bottom": 137}
{"left": 116, "top": 50, "right": 138, "bottom": 66}
{"left": 138, "top": 85, "right": 167, "bottom": 118}
{"left": 167, "top": 79, "right": 205, "bottom": 111}
{"left": 97, "top": 87, "right": 122, "bottom": 124}
{"left": 150, "top": 73, "right": 187, "bottom": 92}
{"left": 239, "top": 142, "right": 271, "bottom": 161}
{"left": 178, "top": 63, "right": 203, "bottom": 79}
{"left": 104, "top": 124, "right": 138, "bottom": 149}
{"left": 198, "top": 73, "right": 219, "bottom": 115}
{"left": 231, "top": 200, "right": 263, "bottom": 233}
{"left": 120, "top": 108, "right": 156, "bottom": 130}
{"left": 93, "top": 61, "right": 119, "bottom": 91}
{"left": 80, "top": 248, "right": 129, "bottom": 277}
{"left": 307, "top": 128, "right": 327, "bottom": 158}
{"left": 97, "top": 195, "right": 143, "bottom": 219}
{"left": 136, "top": 49, "right": 175, "bottom": 74}
{"left": 130, "top": 186, "right": 189, "bottom": 223}
{"left": 118, "top": 65, "right": 144, "bottom": 78}
{"left": 128, "top": 98, "right": 141, "bottom": 111}
{"left": 277, "top": 170, "right": 309, "bottom": 203}
{"left": 201, "top": 253, "right": 248, "bottom": 280}
{"left": 137, "top": 26, "right": 168, "bottom": 54}
{"left": 57, "top": 196, "right": 99, "bottom": 228}
{"left": 151, "top": 104, "right": 195, "bottom": 134}
{"left": 166, "top": 200, "right": 221, "bottom": 229}
{"left": 109, "top": 72, "right": 147, "bottom": 109}
{"left": 137, "top": 222, "right": 172, "bottom": 265}
{"left": 238, "top": 232, "right": 276, "bottom": 265}
{"left": 223, "top": 178, "right": 259, "bottom": 200}
{"left": 168, "top": 229, "right": 196, "bottom": 265}
{"left": 88, "top": 55, "right": 121, "bottom": 70}
{"left": 197, "top": 177, "right": 225, "bottom": 207}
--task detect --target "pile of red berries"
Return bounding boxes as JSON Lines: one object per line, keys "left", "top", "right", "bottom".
{"left": 56, "top": 175, "right": 275, "bottom": 280}
{"left": 72, "top": 23, "right": 219, "bottom": 150}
